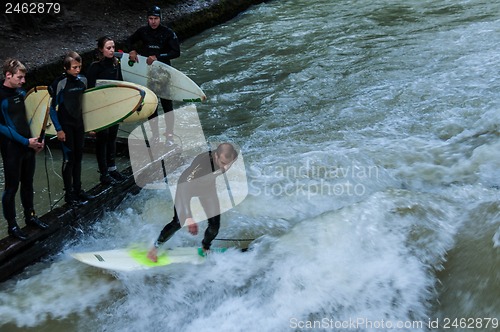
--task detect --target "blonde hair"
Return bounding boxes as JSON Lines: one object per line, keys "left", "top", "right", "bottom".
{"left": 3, "top": 58, "right": 26, "bottom": 76}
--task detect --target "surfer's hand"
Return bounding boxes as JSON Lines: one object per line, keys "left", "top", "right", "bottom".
{"left": 146, "top": 55, "right": 157, "bottom": 65}
{"left": 35, "top": 140, "right": 44, "bottom": 153}
{"left": 56, "top": 130, "right": 66, "bottom": 142}
{"left": 186, "top": 218, "right": 198, "bottom": 235}
{"left": 28, "top": 137, "right": 43, "bottom": 152}
{"left": 129, "top": 50, "right": 138, "bottom": 62}
{"left": 38, "top": 139, "right": 45, "bottom": 152}
{"left": 147, "top": 247, "right": 158, "bottom": 263}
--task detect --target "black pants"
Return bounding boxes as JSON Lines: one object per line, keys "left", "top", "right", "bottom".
{"left": 95, "top": 124, "right": 118, "bottom": 175}
{"left": 1, "top": 140, "right": 36, "bottom": 224}
{"left": 157, "top": 208, "right": 221, "bottom": 250}
{"left": 148, "top": 98, "right": 174, "bottom": 138}
{"left": 60, "top": 123, "right": 85, "bottom": 194}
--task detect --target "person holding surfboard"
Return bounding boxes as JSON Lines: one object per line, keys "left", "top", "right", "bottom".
{"left": 147, "top": 143, "right": 238, "bottom": 262}
{"left": 0, "top": 58, "right": 48, "bottom": 241}
{"left": 49, "top": 51, "right": 93, "bottom": 206}
{"left": 87, "top": 36, "right": 126, "bottom": 185}
{"left": 127, "top": 5, "right": 180, "bottom": 144}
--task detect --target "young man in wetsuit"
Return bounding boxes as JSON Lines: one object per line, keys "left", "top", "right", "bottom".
{"left": 87, "top": 36, "right": 126, "bottom": 185}
{"left": 0, "top": 58, "right": 48, "bottom": 241}
{"left": 127, "top": 5, "right": 180, "bottom": 144}
{"left": 49, "top": 51, "right": 93, "bottom": 206}
{"left": 147, "top": 143, "right": 238, "bottom": 262}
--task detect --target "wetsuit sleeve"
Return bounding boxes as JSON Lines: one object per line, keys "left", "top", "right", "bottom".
{"left": 158, "top": 32, "right": 180, "bottom": 63}
{"left": 80, "top": 75, "right": 88, "bottom": 89}
{"left": 174, "top": 152, "right": 219, "bottom": 224}
{"left": 0, "top": 100, "right": 29, "bottom": 146}
{"left": 174, "top": 153, "right": 207, "bottom": 222}
{"left": 126, "top": 28, "right": 142, "bottom": 52}
{"left": 174, "top": 181, "right": 194, "bottom": 223}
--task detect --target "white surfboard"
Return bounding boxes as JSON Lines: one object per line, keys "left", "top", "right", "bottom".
{"left": 25, "top": 86, "right": 50, "bottom": 137}
{"left": 25, "top": 84, "right": 145, "bottom": 136}
{"left": 119, "top": 52, "right": 206, "bottom": 103}
{"left": 71, "top": 247, "right": 226, "bottom": 272}
{"left": 96, "top": 79, "right": 158, "bottom": 123}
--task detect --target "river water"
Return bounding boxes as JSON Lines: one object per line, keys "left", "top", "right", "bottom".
{"left": 1, "top": 0, "right": 500, "bottom": 331}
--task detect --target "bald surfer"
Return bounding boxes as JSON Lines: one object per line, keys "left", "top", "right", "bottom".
{"left": 147, "top": 143, "right": 238, "bottom": 262}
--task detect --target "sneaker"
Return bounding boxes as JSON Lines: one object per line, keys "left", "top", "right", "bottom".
{"left": 8, "top": 225, "right": 28, "bottom": 241}
{"left": 25, "top": 212, "right": 49, "bottom": 230}
{"left": 109, "top": 170, "right": 125, "bottom": 182}
{"left": 77, "top": 190, "right": 94, "bottom": 203}
{"left": 100, "top": 174, "right": 116, "bottom": 185}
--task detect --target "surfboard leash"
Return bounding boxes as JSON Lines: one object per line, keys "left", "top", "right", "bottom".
{"left": 214, "top": 238, "right": 255, "bottom": 242}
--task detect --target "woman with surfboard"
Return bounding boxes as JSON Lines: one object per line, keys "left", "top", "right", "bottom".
{"left": 49, "top": 51, "right": 94, "bottom": 206}
{"left": 127, "top": 5, "right": 180, "bottom": 144}
{"left": 0, "top": 58, "right": 47, "bottom": 241}
{"left": 87, "top": 36, "right": 126, "bottom": 185}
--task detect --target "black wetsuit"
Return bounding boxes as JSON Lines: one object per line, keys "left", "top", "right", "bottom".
{"left": 127, "top": 24, "right": 180, "bottom": 136}
{"left": 155, "top": 151, "right": 222, "bottom": 250}
{"left": 87, "top": 57, "right": 123, "bottom": 177}
{"left": 49, "top": 73, "right": 87, "bottom": 197}
{"left": 0, "top": 83, "right": 36, "bottom": 227}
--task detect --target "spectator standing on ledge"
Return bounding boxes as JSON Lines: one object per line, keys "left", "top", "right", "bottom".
{"left": 0, "top": 58, "right": 48, "bottom": 241}
{"left": 49, "top": 51, "right": 93, "bottom": 206}
{"left": 87, "top": 36, "right": 126, "bottom": 185}
{"left": 127, "top": 5, "right": 180, "bottom": 144}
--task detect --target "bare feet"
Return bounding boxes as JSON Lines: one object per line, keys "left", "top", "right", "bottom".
{"left": 147, "top": 247, "right": 158, "bottom": 263}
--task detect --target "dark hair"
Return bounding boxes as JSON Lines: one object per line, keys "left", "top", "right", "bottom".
{"left": 3, "top": 58, "right": 26, "bottom": 76}
{"left": 95, "top": 36, "right": 118, "bottom": 63}
{"left": 97, "top": 36, "right": 114, "bottom": 51}
{"left": 63, "top": 51, "right": 82, "bottom": 70}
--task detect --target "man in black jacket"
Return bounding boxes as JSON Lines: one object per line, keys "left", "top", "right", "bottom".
{"left": 127, "top": 5, "right": 180, "bottom": 143}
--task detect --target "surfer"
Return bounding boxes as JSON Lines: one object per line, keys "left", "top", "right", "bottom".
{"left": 127, "top": 5, "right": 180, "bottom": 144}
{"left": 87, "top": 36, "right": 126, "bottom": 185}
{"left": 147, "top": 143, "right": 238, "bottom": 262}
{"left": 49, "top": 51, "right": 94, "bottom": 206}
{"left": 0, "top": 58, "right": 47, "bottom": 241}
